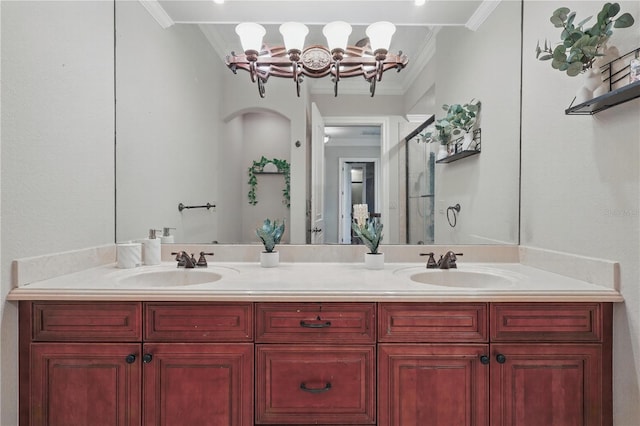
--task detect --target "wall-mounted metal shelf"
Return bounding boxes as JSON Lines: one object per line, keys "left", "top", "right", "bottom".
{"left": 565, "top": 79, "right": 640, "bottom": 115}
{"left": 566, "top": 47, "right": 640, "bottom": 115}
{"left": 436, "top": 128, "right": 481, "bottom": 164}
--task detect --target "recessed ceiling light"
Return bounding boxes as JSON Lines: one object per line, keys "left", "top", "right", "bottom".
{"left": 415, "top": 0, "right": 426, "bottom": 5}
{"left": 213, "top": 0, "right": 224, "bottom": 4}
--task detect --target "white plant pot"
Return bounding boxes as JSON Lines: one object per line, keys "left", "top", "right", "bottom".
{"left": 461, "top": 131, "right": 474, "bottom": 151}
{"left": 364, "top": 252, "right": 384, "bottom": 270}
{"left": 260, "top": 251, "right": 279, "bottom": 268}
{"left": 576, "top": 66, "right": 606, "bottom": 104}
{"left": 436, "top": 144, "right": 449, "bottom": 160}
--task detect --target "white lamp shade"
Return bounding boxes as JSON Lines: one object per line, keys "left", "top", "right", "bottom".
{"left": 235, "top": 22, "right": 266, "bottom": 53}
{"left": 279, "top": 22, "right": 309, "bottom": 52}
{"left": 322, "top": 21, "right": 352, "bottom": 51}
{"left": 366, "top": 21, "right": 396, "bottom": 52}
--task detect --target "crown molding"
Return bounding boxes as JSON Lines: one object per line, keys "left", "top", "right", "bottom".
{"left": 399, "top": 26, "right": 439, "bottom": 94}
{"left": 138, "top": 0, "right": 175, "bottom": 29}
{"left": 465, "top": 0, "right": 501, "bottom": 31}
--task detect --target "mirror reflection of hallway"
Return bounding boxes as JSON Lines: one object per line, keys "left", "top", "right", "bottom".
{"left": 323, "top": 125, "right": 381, "bottom": 244}
{"left": 340, "top": 160, "right": 379, "bottom": 244}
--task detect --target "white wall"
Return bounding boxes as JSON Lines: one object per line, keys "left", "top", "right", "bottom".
{"left": 239, "top": 112, "right": 291, "bottom": 243}
{"left": 433, "top": 0, "right": 521, "bottom": 245}
{"left": 0, "top": 2, "right": 115, "bottom": 423}
{"left": 521, "top": 1, "right": 640, "bottom": 423}
{"left": 221, "top": 74, "right": 309, "bottom": 243}
{"left": 115, "top": 1, "right": 223, "bottom": 244}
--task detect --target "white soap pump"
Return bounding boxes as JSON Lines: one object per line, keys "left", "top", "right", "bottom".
{"left": 161, "top": 227, "right": 176, "bottom": 244}
{"left": 142, "top": 229, "right": 162, "bottom": 265}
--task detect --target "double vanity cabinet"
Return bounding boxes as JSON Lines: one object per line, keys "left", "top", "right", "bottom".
{"left": 19, "top": 300, "right": 612, "bottom": 426}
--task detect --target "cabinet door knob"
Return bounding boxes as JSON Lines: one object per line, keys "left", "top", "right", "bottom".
{"left": 480, "top": 355, "right": 490, "bottom": 365}
{"left": 125, "top": 354, "right": 136, "bottom": 364}
{"left": 300, "top": 382, "right": 332, "bottom": 393}
{"left": 496, "top": 354, "right": 507, "bottom": 364}
{"left": 299, "top": 320, "right": 332, "bottom": 328}
{"left": 143, "top": 353, "right": 153, "bottom": 364}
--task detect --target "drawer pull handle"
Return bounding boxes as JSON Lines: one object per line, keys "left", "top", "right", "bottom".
{"left": 299, "top": 320, "right": 332, "bottom": 328}
{"left": 143, "top": 353, "right": 153, "bottom": 364}
{"left": 496, "top": 354, "right": 507, "bottom": 364}
{"left": 125, "top": 354, "right": 136, "bottom": 364}
{"left": 300, "top": 382, "right": 332, "bottom": 393}
{"left": 480, "top": 355, "right": 490, "bottom": 365}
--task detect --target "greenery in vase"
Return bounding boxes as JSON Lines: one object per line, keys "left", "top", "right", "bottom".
{"left": 446, "top": 99, "right": 481, "bottom": 137}
{"left": 256, "top": 218, "right": 285, "bottom": 253}
{"left": 535, "top": 2, "right": 634, "bottom": 76}
{"left": 420, "top": 99, "right": 480, "bottom": 144}
{"left": 352, "top": 217, "right": 383, "bottom": 254}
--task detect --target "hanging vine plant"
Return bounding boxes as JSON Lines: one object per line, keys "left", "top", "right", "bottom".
{"left": 248, "top": 156, "right": 291, "bottom": 208}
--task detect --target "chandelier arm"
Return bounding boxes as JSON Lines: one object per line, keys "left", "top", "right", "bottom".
{"left": 333, "top": 60, "right": 341, "bottom": 97}
{"left": 294, "top": 63, "right": 301, "bottom": 97}
{"left": 257, "top": 77, "right": 266, "bottom": 98}
{"left": 369, "top": 76, "right": 377, "bottom": 97}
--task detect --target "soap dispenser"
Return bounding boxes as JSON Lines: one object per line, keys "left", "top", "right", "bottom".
{"left": 161, "top": 227, "right": 176, "bottom": 244}
{"left": 142, "top": 229, "right": 162, "bottom": 265}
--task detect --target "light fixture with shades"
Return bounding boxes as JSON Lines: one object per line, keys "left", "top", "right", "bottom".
{"left": 226, "top": 21, "right": 408, "bottom": 98}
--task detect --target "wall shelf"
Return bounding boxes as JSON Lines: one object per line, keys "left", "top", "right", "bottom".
{"left": 565, "top": 47, "right": 640, "bottom": 115}
{"left": 565, "top": 80, "right": 640, "bottom": 115}
{"left": 436, "top": 128, "right": 481, "bottom": 164}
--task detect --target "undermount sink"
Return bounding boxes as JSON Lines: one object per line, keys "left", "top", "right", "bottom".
{"left": 118, "top": 267, "right": 237, "bottom": 287}
{"left": 394, "top": 266, "right": 519, "bottom": 289}
{"left": 409, "top": 270, "right": 515, "bottom": 288}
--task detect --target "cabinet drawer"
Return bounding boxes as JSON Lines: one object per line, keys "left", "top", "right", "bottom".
{"left": 378, "top": 303, "right": 488, "bottom": 343}
{"left": 255, "top": 303, "right": 376, "bottom": 344}
{"left": 31, "top": 302, "right": 142, "bottom": 341}
{"left": 491, "top": 303, "right": 605, "bottom": 342}
{"left": 144, "top": 302, "right": 253, "bottom": 342}
{"left": 256, "top": 345, "right": 375, "bottom": 424}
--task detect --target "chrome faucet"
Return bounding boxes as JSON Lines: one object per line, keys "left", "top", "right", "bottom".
{"left": 171, "top": 251, "right": 197, "bottom": 268}
{"left": 437, "top": 251, "right": 463, "bottom": 269}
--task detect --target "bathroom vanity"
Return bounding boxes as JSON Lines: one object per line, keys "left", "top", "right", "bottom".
{"left": 17, "top": 300, "right": 612, "bottom": 426}
{"left": 11, "top": 255, "right": 620, "bottom": 426}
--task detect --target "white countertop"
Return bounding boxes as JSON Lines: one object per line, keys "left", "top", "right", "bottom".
{"left": 6, "top": 261, "right": 623, "bottom": 302}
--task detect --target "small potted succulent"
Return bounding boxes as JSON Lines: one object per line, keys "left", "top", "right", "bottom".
{"left": 352, "top": 217, "right": 384, "bottom": 269}
{"left": 256, "top": 218, "right": 285, "bottom": 267}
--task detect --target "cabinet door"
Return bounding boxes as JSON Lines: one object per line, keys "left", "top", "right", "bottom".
{"left": 378, "top": 344, "right": 489, "bottom": 426}
{"left": 142, "top": 343, "right": 253, "bottom": 426}
{"left": 30, "top": 343, "right": 142, "bottom": 426}
{"left": 490, "top": 344, "right": 603, "bottom": 426}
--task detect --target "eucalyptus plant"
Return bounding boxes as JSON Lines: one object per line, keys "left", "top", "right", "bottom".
{"left": 535, "top": 2, "right": 635, "bottom": 76}
{"left": 256, "top": 218, "right": 285, "bottom": 253}
{"left": 445, "top": 99, "right": 481, "bottom": 136}
{"left": 352, "top": 217, "right": 384, "bottom": 254}
{"left": 420, "top": 99, "right": 481, "bottom": 143}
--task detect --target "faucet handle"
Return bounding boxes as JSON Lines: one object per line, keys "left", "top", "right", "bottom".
{"left": 197, "top": 252, "right": 214, "bottom": 267}
{"left": 420, "top": 252, "right": 438, "bottom": 269}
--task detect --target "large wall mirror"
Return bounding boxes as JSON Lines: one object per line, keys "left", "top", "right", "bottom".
{"left": 115, "top": 0, "right": 521, "bottom": 246}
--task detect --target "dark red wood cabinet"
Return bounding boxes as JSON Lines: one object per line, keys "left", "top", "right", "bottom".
{"left": 20, "top": 300, "right": 612, "bottom": 426}
{"left": 377, "top": 302, "right": 612, "bottom": 426}
{"left": 20, "top": 301, "right": 254, "bottom": 426}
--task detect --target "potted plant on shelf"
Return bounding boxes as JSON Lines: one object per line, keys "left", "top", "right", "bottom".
{"left": 535, "top": 2, "right": 635, "bottom": 102}
{"left": 352, "top": 216, "right": 384, "bottom": 270}
{"left": 421, "top": 118, "right": 453, "bottom": 160}
{"left": 446, "top": 99, "right": 481, "bottom": 151}
{"left": 256, "top": 218, "right": 285, "bottom": 267}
